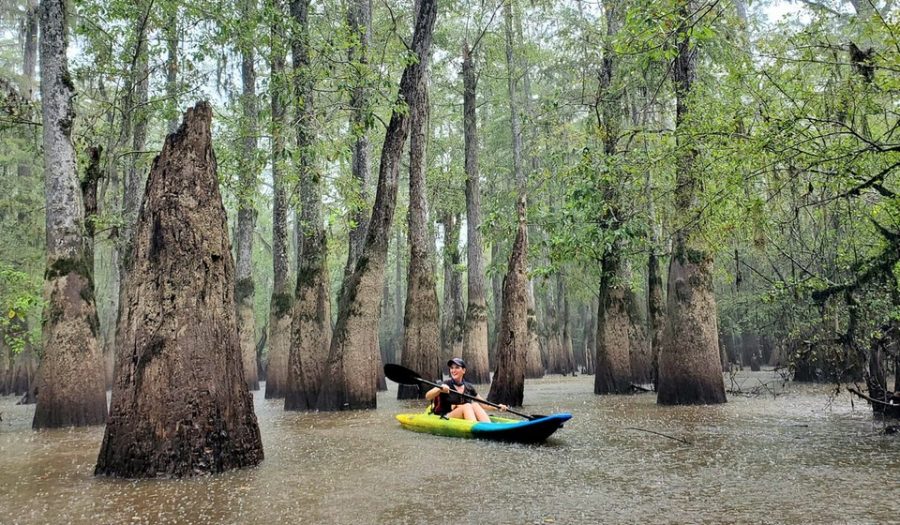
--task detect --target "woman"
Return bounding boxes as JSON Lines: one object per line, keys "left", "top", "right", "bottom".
{"left": 425, "top": 357, "right": 507, "bottom": 421}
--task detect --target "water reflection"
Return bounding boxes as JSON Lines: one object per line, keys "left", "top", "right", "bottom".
{"left": 1, "top": 371, "right": 897, "bottom": 524}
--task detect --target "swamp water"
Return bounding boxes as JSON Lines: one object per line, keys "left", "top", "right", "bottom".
{"left": 1, "top": 370, "right": 898, "bottom": 524}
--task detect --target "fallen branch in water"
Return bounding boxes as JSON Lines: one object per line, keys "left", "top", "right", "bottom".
{"left": 847, "top": 386, "right": 894, "bottom": 407}
{"left": 625, "top": 427, "right": 691, "bottom": 445}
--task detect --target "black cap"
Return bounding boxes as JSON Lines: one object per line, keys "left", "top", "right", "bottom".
{"left": 447, "top": 357, "right": 467, "bottom": 368}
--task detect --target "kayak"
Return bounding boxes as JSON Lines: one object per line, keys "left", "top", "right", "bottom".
{"left": 394, "top": 411, "right": 572, "bottom": 443}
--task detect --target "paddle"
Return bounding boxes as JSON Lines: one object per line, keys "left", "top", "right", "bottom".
{"left": 383, "top": 363, "right": 544, "bottom": 420}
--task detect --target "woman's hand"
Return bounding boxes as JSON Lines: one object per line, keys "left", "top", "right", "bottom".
{"left": 498, "top": 404, "right": 508, "bottom": 412}
{"left": 440, "top": 384, "right": 450, "bottom": 394}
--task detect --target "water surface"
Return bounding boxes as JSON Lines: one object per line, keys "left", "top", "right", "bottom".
{"left": 1, "top": 371, "right": 897, "bottom": 524}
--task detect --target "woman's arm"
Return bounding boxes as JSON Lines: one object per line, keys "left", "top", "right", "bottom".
{"left": 425, "top": 384, "right": 450, "bottom": 401}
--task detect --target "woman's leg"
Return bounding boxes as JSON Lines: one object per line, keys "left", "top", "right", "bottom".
{"left": 472, "top": 403, "right": 491, "bottom": 422}
{"left": 447, "top": 404, "right": 477, "bottom": 421}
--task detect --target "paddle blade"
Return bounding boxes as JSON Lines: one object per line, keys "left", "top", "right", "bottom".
{"left": 384, "top": 363, "right": 422, "bottom": 385}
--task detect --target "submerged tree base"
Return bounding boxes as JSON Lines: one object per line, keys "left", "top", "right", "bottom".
{"left": 95, "top": 103, "right": 263, "bottom": 478}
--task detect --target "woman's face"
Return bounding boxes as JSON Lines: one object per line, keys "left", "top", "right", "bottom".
{"left": 449, "top": 364, "right": 465, "bottom": 383}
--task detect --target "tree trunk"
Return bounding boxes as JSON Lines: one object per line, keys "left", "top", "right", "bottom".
{"left": 18, "top": 0, "right": 38, "bottom": 181}
{"left": 119, "top": 8, "right": 151, "bottom": 284}
{"left": 95, "top": 103, "right": 264, "bottom": 477}
{"left": 398, "top": 62, "right": 441, "bottom": 399}
{"left": 393, "top": 228, "right": 405, "bottom": 363}
{"left": 488, "top": 0, "right": 528, "bottom": 407}
{"left": 490, "top": 241, "right": 503, "bottom": 352}
{"left": 544, "top": 281, "right": 564, "bottom": 374}
{"left": 236, "top": 0, "right": 260, "bottom": 391}
{"left": 32, "top": 0, "right": 107, "bottom": 429}
{"left": 524, "top": 279, "right": 544, "bottom": 378}
{"left": 657, "top": 0, "right": 726, "bottom": 405}
{"left": 0, "top": 338, "right": 8, "bottom": 395}
{"left": 461, "top": 41, "right": 491, "bottom": 384}
{"left": 558, "top": 275, "right": 576, "bottom": 375}
{"left": 440, "top": 213, "right": 465, "bottom": 364}
{"left": 647, "top": 248, "right": 665, "bottom": 389}
{"left": 265, "top": 0, "right": 291, "bottom": 399}
{"left": 488, "top": 203, "right": 528, "bottom": 406}
{"left": 285, "top": 0, "right": 333, "bottom": 411}
{"left": 516, "top": 8, "right": 543, "bottom": 378}
{"left": 315, "top": 0, "right": 437, "bottom": 411}
{"left": 626, "top": 287, "right": 652, "bottom": 384}
{"left": 594, "top": 0, "right": 632, "bottom": 395}
{"left": 595, "top": 276, "right": 632, "bottom": 394}
{"left": 164, "top": 8, "right": 179, "bottom": 133}
{"left": 582, "top": 302, "right": 597, "bottom": 374}
{"left": 344, "top": 0, "right": 373, "bottom": 278}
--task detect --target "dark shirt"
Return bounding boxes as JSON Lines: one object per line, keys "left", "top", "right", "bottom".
{"left": 432, "top": 379, "right": 478, "bottom": 416}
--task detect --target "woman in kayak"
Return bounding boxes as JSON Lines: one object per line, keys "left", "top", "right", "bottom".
{"left": 425, "top": 357, "right": 507, "bottom": 421}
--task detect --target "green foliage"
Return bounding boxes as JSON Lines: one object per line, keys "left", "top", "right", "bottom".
{"left": 0, "top": 263, "right": 42, "bottom": 354}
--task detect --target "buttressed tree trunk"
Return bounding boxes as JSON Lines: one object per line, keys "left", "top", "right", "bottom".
{"left": 488, "top": 198, "right": 529, "bottom": 406}
{"left": 236, "top": 0, "right": 260, "bottom": 391}
{"left": 461, "top": 41, "right": 491, "bottom": 384}
{"left": 594, "top": 0, "right": 633, "bottom": 395}
{"left": 95, "top": 102, "right": 264, "bottom": 478}
{"left": 285, "top": 0, "right": 332, "bottom": 411}
{"left": 488, "top": 0, "right": 528, "bottom": 407}
{"left": 265, "top": 0, "right": 290, "bottom": 400}
{"left": 656, "top": 0, "right": 726, "bottom": 405}
{"left": 32, "top": 0, "right": 107, "bottom": 429}
{"left": 398, "top": 60, "right": 441, "bottom": 399}
{"left": 316, "top": 0, "right": 437, "bottom": 411}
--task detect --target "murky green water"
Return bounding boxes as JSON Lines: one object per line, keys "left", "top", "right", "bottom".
{"left": 1, "top": 371, "right": 898, "bottom": 524}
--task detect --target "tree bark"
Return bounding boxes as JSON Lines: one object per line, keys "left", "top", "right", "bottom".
{"left": 398, "top": 59, "right": 441, "bottom": 399}
{"left": 344, "top": 0, "right": 373, "bottom": 278}
{"left": 235, "top": 0, "right": 260, "bottom": 391}
{"left": 265, "top": 0, "right": 291, "bottom": 399}
{"left": 119, "top": 7, "right": 151, "bottom": 282}
{"left": 515, "top": 7, "right": 543, "bottom": 379}
{"left": 524, "top": 279, "right": 544, "bottom": 378}
{"left": 440, "top": 213, "right": 465, "bottom": 364}
{"left": 285, "top": 0, "right": 333, "bottom": 411}
{"left": 95, "top": 103, "right": 264, "bottom": 477}
{"left": 594, "top": 0, "right": 634, "bottom": 395}
{"left": 488, "top": 0, "right": 528, "bottom": 406}
{"left": 656, "top": 0, "right": 727, "bottom": 405}
{"left": 461, "top": 41, "right": 491, "bottom": 384}
{"left": 393, "top": 228, "right": 405, "bottom": 363}
{"left": 647, "top": 245, "right": 665, "bottom": 389}
{"left": 164, "top": 8, "right": 179, "bottom": 133}
{"left": 582, "top": 302, "right": 596, "bottom": 374}
{"left": 558, "top": 275, "right": 576, "bottom": 375}
{"left": 490, "top": 240, "right": 503, "bottom": 352}
{"left": 315, "top": 0, "right": 437, "bottom": 411}
{"left": 32, "top": 0, "right": 107, "bottom": 429}
{"left": 626, "top": 286, "right": 652, "bottom": 383}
